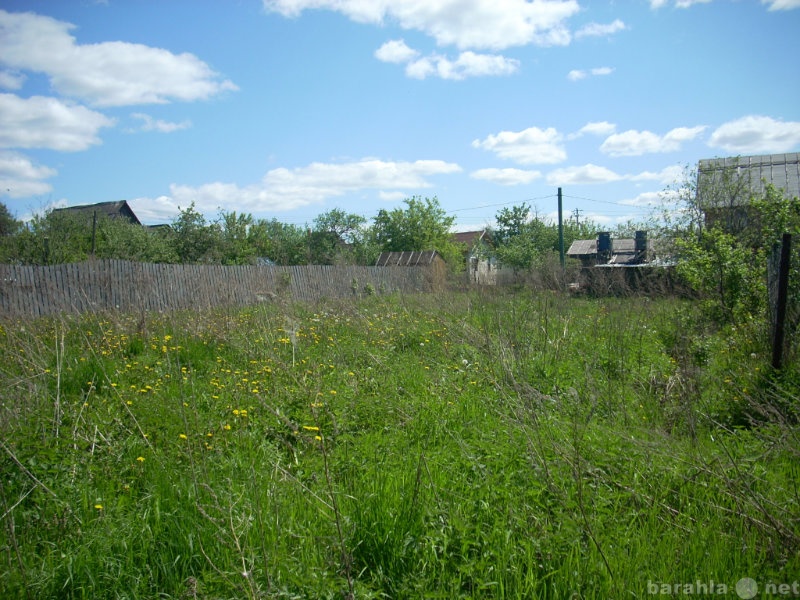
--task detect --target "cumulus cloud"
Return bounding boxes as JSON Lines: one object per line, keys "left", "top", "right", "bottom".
{"left": 571, "top": 121, "right": 617, "bottom": 138}
{"left": 376, "top": 39, "right": 519, "bottom": 79}
{"left": 600, "top": 125, "right": 706, "bottom": 156}
{"left": 762, "top": 0, "right": 800, "bottom": 9}
{"left": 134, "top": 158, "right": 462, "bottom": 219}
{"left": 567, "top": 66, "right": 613, "bottom": 81}
{"left": 649, "top": 0, "right": 712, "bottom": 7}
{"left": 0, "top": 93, "right": 114, "bottom": 151}
{"left": 575, "top": 19, "right": 626, "bottom": 39}
{"left": 0, "top": 151, "right": 56, "bottom": 198}
{"left": 375, "top": 39, "right": 420, "bottom": 63}
{"left": 264, "top": 0, "right": 580, "bottom": 50}
{"left": 708, "top": 115, "right": 800, "bottom": 154}
{"left": 128, "top": 113, "right": 192, "bottom": 134}
{"left": 546, "top": 164, "right": 622, "bottom": 186}
{"left": 472, "top": 127, "right": 566, "bottom": 165}
{"left": 0, "top": 9, "right": 237, "bottom": 107}
{"left": 405, "top": 51, "right": 520, "bottom": 80}
{"left": 0, "top": 69, "right": 25, "bottom": 90}
{"left": 470, "top": 168, "right": 542, "bottom": 186}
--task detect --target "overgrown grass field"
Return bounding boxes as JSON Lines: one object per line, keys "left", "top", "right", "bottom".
{"left": 1, "top": 290, "right": 798, "bottom": 598}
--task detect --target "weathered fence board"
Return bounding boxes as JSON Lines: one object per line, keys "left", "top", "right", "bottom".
{"left": 0, "top": 260, "right": 431, "bottom": 318}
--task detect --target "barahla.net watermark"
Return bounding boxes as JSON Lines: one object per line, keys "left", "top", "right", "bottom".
{"left": 648, "top": 577, "right": 800, "bottom": 597}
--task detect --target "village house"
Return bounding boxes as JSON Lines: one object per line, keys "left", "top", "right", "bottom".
{"left": 697, "top": 152, "right": 800, "bottom": 233}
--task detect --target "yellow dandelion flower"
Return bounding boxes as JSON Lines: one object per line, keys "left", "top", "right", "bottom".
{"left": 315, "top": 435, "right": 322, "bottom": 441}
{"left": 94, "top": 504, "right": 103, "bottom": 510}
{"left": 302, "top": 425, "right": 320, "bottom": 431}
{"left": 224, "top": 424, "right": 231, "bottom": 430}
{"left": 136, "top": 456, "right": 145, "bottom": 462}
{"left": 179, "top": 434, "right": 187, "bottom": 440}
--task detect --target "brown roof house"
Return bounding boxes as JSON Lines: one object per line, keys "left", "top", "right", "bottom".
{"left": 697, "top": 152, "right": 800, "bottom": 234}
{"left": 53, "top": 200, "right": 142, "bottom": 226}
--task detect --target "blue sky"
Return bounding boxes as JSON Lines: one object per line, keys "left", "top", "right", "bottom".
{"left": 1, "top": 0, "right": 799, "bottom": 231}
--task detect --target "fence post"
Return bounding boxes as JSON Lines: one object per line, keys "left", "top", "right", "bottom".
{"left": 771, "top": 233, "right": 792, "bottom": 370}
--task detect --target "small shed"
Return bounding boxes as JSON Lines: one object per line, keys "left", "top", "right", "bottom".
{"left": 53, "top": 200, "right": 142, "bottom": 226}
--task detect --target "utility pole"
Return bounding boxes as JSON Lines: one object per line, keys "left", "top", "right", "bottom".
{"left": 558, "top": 187, "right": 565, "bottom": 268}
{"left": 572, "top": 208, "right": 582, "bottom": 227}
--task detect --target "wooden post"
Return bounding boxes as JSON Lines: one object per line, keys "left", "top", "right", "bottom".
{"left": 558, "top": 187, "right": 565, "bottom": 269}
{"left": 772, "top": 233, "right": 792, "bottom": 370}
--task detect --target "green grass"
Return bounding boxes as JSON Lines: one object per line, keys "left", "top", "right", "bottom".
{"left": 0, "top": 290, "right": 798, "bottom": 598}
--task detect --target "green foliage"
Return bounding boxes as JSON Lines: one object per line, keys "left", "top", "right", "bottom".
{"left": 0, "top": 201, "right": 20, "bottom": 236}
{"left": 676, "top": 227, "right": 765, "bottom": 323}
{"left": 492, "top": 203, "right": 599, "bottom": 271}
{"left": 1, "top": 292, "right": 797, "bottom": 598}
{"left": 171, "top": 202, "right": 221, "bottom": 263}
{"left": 373, "top": 196, "right": 463, "bottom": 268}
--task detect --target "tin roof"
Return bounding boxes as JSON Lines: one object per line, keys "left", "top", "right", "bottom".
{"left": 375, "top": 250, "right": 443, "bottom": 266}
{"left": 697, "top": 153, "right": 800, "bottom": 207}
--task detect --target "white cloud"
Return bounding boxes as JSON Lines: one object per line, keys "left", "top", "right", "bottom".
{"left": 264, "top": 0, "right": 580, "bottom": 50}
{"left": 762, "top": 0, "right": 800, "bottom": 9}
{"left": 0, "top": 69, "right": 25, "bottom": 90}
{"left": 0, "top": 9, "right": 237, "bottom": 107}
{"left": 129, "top": 113, "right": 192, "bottom": 133}
{"left": 573, "top": 121, "right": 617, "bottom": 138}
{"left": 567, "top": 66, "right": 613, "bottom": 81}
{"left": 378, "top": 190, "right": 408, "bottom": 201}
{"left": 708, "top": 115, "right": 800, "bottom": 154}
{"left": 618, "top": 191, "right": 664, "bottom": 208}
{"left": 405, "top": 51, "right": 520, "bottom": 80}
{"left": 135, "top": 158, "right": 462, "bottom": 219}
{"left": 472, "top": 127, "right": 566, "bottom": 165}
{"left": 546, "top": 164, "right": 622, "bottom": 186}
{"left": 650, "top": 0, "right": 711, "bottom": 7}
{"left": 628, "top": 164, "right": 684, "bottom": 185}
{"left": 470, "top": 168, "right": 542, "bottom": 185}
{"left": 575, "top": 19, "right": 626, "bottom": 39}
{"left": 600, "top": 125, "right": 706, "bottom": 156}
{"left": 0, "top": 93, "right": 114, "bottom": 151}
{"left": 0, "top": 151, "right": 56, "bottom": 198}
{"left": 375, "top": 39, "right": 419, "bottom": 63}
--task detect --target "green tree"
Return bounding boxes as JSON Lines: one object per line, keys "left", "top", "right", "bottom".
{"left": 249, "top": 218, "right": 308, "bottom": 265}
{"left": 172, "top": 203, "right": 221, "bottom": 263}
{"left": 217, "top": 211, "right": 257, "bottom": 265}
{"left": 373, "top": 196, "right": 461, "bottom": 267}
{"left": 309, "top": 208, "right": 366, "bottom": 264}
{"left": 0, "top": 202, "right": 20, "bottom": 236}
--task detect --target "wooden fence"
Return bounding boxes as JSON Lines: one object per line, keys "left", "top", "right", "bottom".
{"left": 0, "top": 260, "right": 433, "bottom": 318}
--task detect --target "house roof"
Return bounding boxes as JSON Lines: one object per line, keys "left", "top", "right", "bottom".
{"left": 53, "top": 200, "right": 142, "bottom": 226}
{"left": 697, "top": 153, "right": 800, "bottom": 207}
{"left": 452, "top": 229, "right": 493, "bottom": 248}
{"left": 375, "top": 250, "right": 443, "bottom": 266}
{"left": 566, "top": 238, "right": 637, "bottom": 256}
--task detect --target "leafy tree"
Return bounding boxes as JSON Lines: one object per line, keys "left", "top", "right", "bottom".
{"left": 249, "top": 218, "right": 308, "bottom": 265}
{"left": 0, "top": 202, "right": 20, "bottom": 236}
{"left": 172, "top": 203, "right": 221, "bottom": 263}
{"left": 217, "top": 211, "right": 257, "bottom": 265}
{"left": 309, "top": 208, "right": 366, "bottom": 264}
{"left": 373, "top": 196, "right": 461, "bottom": 267}
{"left": 491, "top": 203, "right": 598, "bottom": 272}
